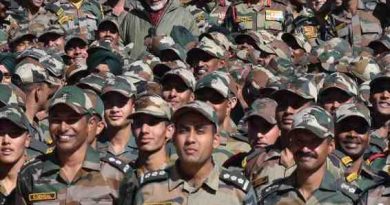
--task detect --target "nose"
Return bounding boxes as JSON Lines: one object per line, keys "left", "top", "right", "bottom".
{"left": 60, "top": 120, "right": 70, "bottom": 132}
{"left": 170, "top": 88, "right": 178, "bottom": 97}
{"left": 381, "top": 90, "right": 390, "bottom": 98}
{"left": 185, "top": 129, "right": 196, "bottom": 144}
{"left": 286, "top": 106, "right": 295, "bottom": 114}
{"left": 141, "top": 123, "right": 150, "bottom": 133}
{"left": 0, "top": 134, "right": 11, "bottom": 144}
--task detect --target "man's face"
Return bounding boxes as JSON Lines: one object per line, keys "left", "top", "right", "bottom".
{"left": 290, "top": 130, "right": 333, "bottom": 171}
{"left": 336, "top": 117, "right": 370, "bottom": 160}
{"left": 14, "top": 39, "right": 34, "bottom": 53}
{"left": 103, "top": 92, "right": 134, "bottom": 128}
{"left": 195, "top": 88, "right": 230, "bottom": 125}
{"left": 275, "top": 92, "right": 312, "bottom": 132}
{"left": 49, "top": 104, "right": 91, "bottom": 154}
{"left": 93, "top": 64, "right": 111, "bottom": 76}
{"left": 97, "top": 24, "right": 120, "bottom": 45}
{"left": 132, "top": 114, "right": 173, "bottom": 153}
{"left": 87, "top": 116, "right": 104, "bottom": 145}
{"left": 145, "top": 0, "right": 168, "bottom": 11}
{"left": 248, "top": 117, "right": 280, "bottom": 149}
{"left": 308, "top": 0, "right": 330, "bottom": 13}
{"left": 174, "top": 112, "right": 219, "bottom": 166}
{"left": 42, "top": 34, "right": 65, "bottom": 52}
{"left": 370, "top": 81, "right": 390, "bottom": 116}
{"left": 192, "top": 52, "right": 224, "bottom": 79}
{"left": 162, "top": 76, "right": 194, "bottom": 111}
{"left": 40, "top": 83, "right": 59, "bottom": 111}
{"left": 29, "top": 0, "right": 43, "bottom": 8}
{"left": 65, "top": 40, "right": 88, "bottom": 65}
{"left": 319, "top": 88, "right": 354, "bottom": 115}
{"left": 0, "top": 120, "right": 30, "bottom": 164}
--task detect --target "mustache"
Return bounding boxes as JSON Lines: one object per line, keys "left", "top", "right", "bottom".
{"left": 296, "top": 151, "right": 317, "bottom": 158}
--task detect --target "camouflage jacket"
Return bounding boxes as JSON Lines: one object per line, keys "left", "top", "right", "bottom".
{"left": 367, "top": 151, "right": 390, "bottom": 173}
{"left": 45, "top": 0, "right": 103, "bottom": 41}
{"left": 358, "top": 178, "right": 390, "bottom": 205}
{"left": 15, "top": 146, "right": 128, "bottom": 204}
{"left": 96, "top": 134, "right": 139, "bottom": 164}
{"left": 259, "top": 170, "right": 358, "bottom": 204}
{"left": 329, "top": 150, "right": 383, "bottom": 191}
{"left": 132, "top": 163, "right": 257, "bottom": 205}
{"left": 10, "top": 5, "right": 56, "bottom": 35}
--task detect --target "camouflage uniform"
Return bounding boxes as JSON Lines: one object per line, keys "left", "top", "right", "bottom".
{"left": 15, "top": 86, "right": 129, "bottom": 205}
{"left": 224, "top": 0, "right": 293, "bottom": 35}
{"left": 97, "top": 76, "right": 138, "bottom": 164}
{"left": 195, "top": 71, "right": 251, "bottom": 164}
{"left": 358, "top": 178, "right": 390, "bottom": 204}
{"left": 312, "top": 38, "right": 353, "bottom": 72}
{"left": 45, "top": 0, "right": 103, "bottom": 42}
{"left": 327, "top": 0, "right": 383, "bottom": 49}
{"left": 259, "top": 106, "right": 357, "bottom": 204}
{"left": 132, "top": 101, "right": 257, "bottom": 205}
{"left": 183, "top": 0, "right": 229, "bottom": 33}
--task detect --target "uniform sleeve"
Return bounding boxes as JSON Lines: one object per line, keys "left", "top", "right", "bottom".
{"left": 118, "top": 171, "right": 139, "bottom": 205}
{"left": 14, "top": 173, "right": 30, "bottom": 205}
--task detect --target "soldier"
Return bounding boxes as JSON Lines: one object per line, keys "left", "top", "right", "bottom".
{"left": 195, "top": 71, "right": 251, "bottom": 160}
{"left": 12, "top": 58, "right": 59, "bottom": 146}
{"left": 84, "top": 90, "right": 105, "bottom": 149}
{"left": 45, "top": 0, "right": 103, "bottom": 42}
{"left": 0, "top": 106, "right": 32, "bottom": 205}
{"left": 64, "top": 35, "right": 89, "bottom": 66}
{"left": 37, "top": 24, "right": 66, "bottom": 54}
{"left": 186, "top": 36, "right": 228, "bottom": 79}
{"left": 331, "top": 103, "right": 382, "bottom": 191}
{"left": 358, "top": 176, "right": 390, "bottom": 204}
{"left": 244, "top": 77, "right": 317, "bottom": 195}
{"left": 131, "top": 100, "right": 257, "bottom": 205}
{"left": 0, "top": 53, "right": 15, "bottom": 84}
{"left": 326, "top": 0, "right": 384, "bottom": 51}
{"left": 259, "top": 106, "right": 356, "bottom": 204}
{"left": 97, "top": 76, "right": 138, "bottom": 163}
{"left": 0, "top": 0, "right": 18, "bottom": 51}
{"left": 224, "top": 0, "right": 293, "bottom": 35}
{"left": 161, "top": 68, "right": 196, "bottom": 111}
{"left": 120, "top": 0, "right": 199, "bottom": 61}
{"left": 318, "top": 72, "right": 358, "bottom": 115}
{"left": 15, "top": 86, "right": 127, "bottom": 204}
{"left": 102, "top": 0, "right": 134, "bottom": 26}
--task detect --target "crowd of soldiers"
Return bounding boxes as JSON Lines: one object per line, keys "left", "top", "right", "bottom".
{"left": 0, "top": 0, "right": 389, "bottom": 204}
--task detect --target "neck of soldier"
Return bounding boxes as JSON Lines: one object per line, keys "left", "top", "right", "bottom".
{"left": 343, "top": 0, "right": 358, "bottom": 14}
{"left": 107, "top": 123, "right": 132, "bottom": 153}
{"left": 296, "top": 161, "right": 326, "bottom": 200}
{"left": 25, "top": 101, "right": 40, "bottom": 124}
{"left": 348, "top": 155, "right": 364, "bottom": 175}
{"left": 220, "top": 117, "right": 234, "bottom": 134}
{"left": 58, "top": 143, "right": 88, "bottom": 182}
{"left": 0, "top": 155, "right": 26, "bottom": 194}
{"left": 137, "top": 146, "right": 168, "bottom": 173}
{"left": 179, "top": 158, "right": 214, "bottom": 188}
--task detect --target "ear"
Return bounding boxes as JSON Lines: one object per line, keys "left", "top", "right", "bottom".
{"left": 212, "top": 132, "right": 221, "bottom": 149}
{"left": 217, "top": 59, "right": 226, "bottom": 68}
{"left": 165, "top": 123, "right": 175, "bottom": 142}
{"left": 87, "top": 115, "right": 98, "bottom": 131}
{"left": 189, "top": 92, "right": 195, "bottom": 101}
{"left": 24, "top": 133, "right": 31, "bottom": 148}
{"left": 328, "top": 138, "right": 335, "bottom": 153}
{"left": 96, "top": 121, "right": 105, "bottom": 136}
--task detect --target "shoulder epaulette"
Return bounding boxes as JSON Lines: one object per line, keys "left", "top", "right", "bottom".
{"left": 366, "top": 152, "right": 386, "bottom": 165}
{"left": 222, "top": 152, "right": 247, "bottom": 169}
{"left": 220, "top": 169, "right": 251, "bottom": 193}
{"left": 261, "top": 181, "right": 282, "bottom": 198}
{"left": 369, "top": 136, "right": 387, "bottom": 151}
{"left": 339, "top": 182, "right": 362, "bottom": 201}
{"left": 101, "top": 156, "right": 131, "bottom": 173}
{"left": 139, "top": 169, "right": 168, "bottom": 186}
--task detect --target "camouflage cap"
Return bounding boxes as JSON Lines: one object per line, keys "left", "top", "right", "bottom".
{"left": 369, "top": 69, "right": 390, "bottom": 89}
{"left": 172, "top": 100, "right": 218, "bottom": 129}
{"left": 40, "top": 51, "right": 65, "bottom": 78}
{"left": 129, "top": 94, "right": 172, "bottom": 120}
{"left": 289, "top": 106, "right": 334, "bottom": 139}
{"left": 186, "top": 37, "right": 227, "bottom": 63}
{"left": 314, "top": 38, "right": 352, "bottom": 71}
{"left": 348, "top": 56, "right": 380, "bottom": 82}
{"left": 158, "top": 43, "right": 187, "bottom": 62}
{"left": 153, "top": 60, "right": 189, "bottom": 80}
{"left": 17, "top": 48, "right": 47, "bottom": 62}
{"left": 98, "top": 18, "right": 120, "bottom": 32}
{"left": 161, "top": 68, "right": 196, "bottom": 91}
{"left": 335, "top": 102, "right": 371, "bottom": 126}
{"left": 49, "top": 86, "right": 94, "bottom": 115}
{"left": 243, "top": 98, "right": 278, "bottom": 124}
{"left": 84, "top": 90, "right": 104, "bottom": 119}
{"left": 200, "top": 31, "right": 234, "bottom": 51}
{"left": 125, "top": 60, "right": 154, "bottom": 81}
{"left": 195, "top": 71, "right": 231, "bottom": 98}
{"left": 319, "top": 72, "right": 358, "bottom": 97}
{"left": 368, "top": 33, "right": 390, "bottom": 51}
{"left": 65, "top": 34, "right": 88, "bottom": 50}
{"left": 77, "top": 73, "right": 106, "bottom": 94}
{"left": 8, "top": 26, "right": 36, "bottom": 44}
{"left": 0, "top": 105, "right": 30, "bottom": 130}
{"left": 101, "top": 76, "right": 136, "bottom": 98}
{"left": 0, "top": 84, "right": 25, "bottom": 109}
{"left": 281, "top": 32, "right": 312, "bottom": 53}
{"left": 234, "top": 30, "right": 275, "bottom": 53}
{"left": 272, "top": 77, "right": 318, "bottom": 101}
{"left": 14, "top": 58, "right": 59, "bottom": 85}
{"left": 38, "top": 24, "right": 65, "bottom": 42}
{"left": 65, "top": 62, "right": 89, "bottom": 81}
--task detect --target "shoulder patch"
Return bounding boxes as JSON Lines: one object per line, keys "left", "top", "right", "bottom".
{"left": 101, "top": 156, "right": 131, "bottom": 173}
{"left": 139, "top": 169, "right": 168, "bottom": 186}
{"left": 220, "top": 169, "right": 250, "bottom": 193}
{"left": 367, "top": 152, "right": 386, "bottom": 165}
{"left": 339, "top": 182, "right": 362, "bottom": 201}
{"left": 261, "top": 183, "right": 280, "bottom": 198}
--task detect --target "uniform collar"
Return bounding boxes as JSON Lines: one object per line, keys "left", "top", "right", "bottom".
{"left": 168, "top": 162, "right": 220, "bottom": 192}
{"left": 42, "top": 146, "right": 101, "bottom": 174}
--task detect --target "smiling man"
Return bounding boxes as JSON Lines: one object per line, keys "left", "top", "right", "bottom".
{"left": 0, "top": 106, "right": 31, "bottom": 205}
{"left": 15, "top": 86, "right": 127, "bottom": 204}
{"left": 259, "top": 106, "right": 356, "bottom": 204}
{"left": 131, "top": 100, "right": 257, "bottom": 205}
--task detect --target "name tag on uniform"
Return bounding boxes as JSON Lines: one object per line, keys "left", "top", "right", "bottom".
{"left": 28, "top": 192, "right": 57, "bottom": 202}
{"left": 303, "top": 26, "right": 318, "bottom": 39}
{"left": 265, "top": 10, "right": 284, "bottom": 21}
